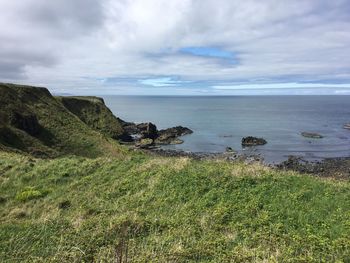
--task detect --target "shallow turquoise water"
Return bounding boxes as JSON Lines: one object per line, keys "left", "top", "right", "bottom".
{"left": 103, "top": 96, "right": 350, "bottom": 163}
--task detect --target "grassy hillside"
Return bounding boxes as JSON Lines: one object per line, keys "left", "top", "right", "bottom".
{"left": 57, "top": 96, "right": 125, "bottom": 140}
{"left": 0, "top": 83, "right": 124, "bottom": 158}
{"left": 0, "top": 151, "right": 349, "bottom": 262}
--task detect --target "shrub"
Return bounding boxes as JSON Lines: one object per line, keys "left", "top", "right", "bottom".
{"left": 15, "top": 187, "right": 46, "bottom": 202}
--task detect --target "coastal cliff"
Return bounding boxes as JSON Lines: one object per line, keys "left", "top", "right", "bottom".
{"left": 57, "top": 96, "right": 126, "bottom": 140}
{"left": 0, "top": 83, "right": 124, "bottom": 157}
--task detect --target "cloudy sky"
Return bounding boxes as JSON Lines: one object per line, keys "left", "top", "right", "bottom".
{"left": 1, "top": 0, "right": 350, "bottom": 95}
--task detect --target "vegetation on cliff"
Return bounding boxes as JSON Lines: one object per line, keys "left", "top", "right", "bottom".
{"left": 57, "top": 96, "right": 125, "bottom": 140}
{"left": 0, "top": 83, "right": 125, "bottom": 158}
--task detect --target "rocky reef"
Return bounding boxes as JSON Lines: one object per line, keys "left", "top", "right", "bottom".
{"left": 277, "top": 155, "right": 350, "bottom": 179}
{"left": 241, "top": 136, "right": 267, "bottom": 146}
{"left": 301, "top": 132, "right": 323, "bottom": 139}
{"left": 122, "top": 121, "right": 193, "bottom": 148}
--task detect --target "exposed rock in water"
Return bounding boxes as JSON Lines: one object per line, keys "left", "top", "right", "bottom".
{"left": 10, "top": 112, "right": 40, "bottom": 136}
{"left": 137, "top": 122, "right": 158, "bottom": 139}
{"left": 225, "top": 147, "right": 235, "bottom": 153}
{"left": 301, "top": 132, "right": 323, "bottom": 139}
{"left": 344, "top": 123, "right": 350, "bottom": 130}
{"left": 122, "top": 122, "right": 158, "bottom": 140}
{"left": 135, "top": 138, "right": 154, "bottom": 149}
{"left": 169, "top": 138, "right": 184, "bottom": 145}
{"left": 241, "top": 136, "right": 267, "bottom": 146}
{"left": 155, "top": 126, "right": 193, "bottom": 144}
{"left": 122, "top": 123, "right": 193, "bottom": 146}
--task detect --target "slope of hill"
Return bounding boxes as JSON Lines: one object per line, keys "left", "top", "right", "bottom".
{"left": 0, "top": 83, "right": 124, "bottom": 158}
{"left": 0, "top": 151, "right": 349, "bottom": 262}
{"left": 56, "top": 96, "right": 126, "bottom": 140}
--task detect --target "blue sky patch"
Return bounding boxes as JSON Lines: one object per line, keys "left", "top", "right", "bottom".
{"left": 179, "top": 47, "right": 235, "bottom": 60}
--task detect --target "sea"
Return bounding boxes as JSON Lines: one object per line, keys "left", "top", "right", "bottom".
{"left": 103, "top": 96, "right": 350, "bottom": 163}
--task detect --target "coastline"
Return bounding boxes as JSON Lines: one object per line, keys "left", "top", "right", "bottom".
{"left": 140, "top": 147, "right": 350, "bottom": 179}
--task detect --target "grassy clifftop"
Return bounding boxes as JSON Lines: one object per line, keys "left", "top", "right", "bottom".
{"left": 0, "top": 151, "right": 349, "bottom": 262}
{"left": 0, "top": 83, "right": 125, "bottom": 158}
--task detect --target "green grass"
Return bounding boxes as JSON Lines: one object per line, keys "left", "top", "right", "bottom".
{"left": 0, "top": 152, "right": 349, "bottom": 262}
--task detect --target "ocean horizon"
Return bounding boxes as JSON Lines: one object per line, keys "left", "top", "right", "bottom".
{"left": 104, "top": 95, "right": 350, "bottom": 163}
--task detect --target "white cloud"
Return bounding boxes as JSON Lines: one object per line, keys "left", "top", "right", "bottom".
{"left": 0, "top": 0, "right": 350, "bottom": 94}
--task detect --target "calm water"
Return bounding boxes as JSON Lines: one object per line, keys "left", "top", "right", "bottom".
{"left": 103, "top": 96, "right": 350, "bottom": 163}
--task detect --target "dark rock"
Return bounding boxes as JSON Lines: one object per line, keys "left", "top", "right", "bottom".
{"left": 117, "top": 132, "right": 134, "bottom": 142}
{"left": 122, "top": 122, "right": 139, "bottom": 134}
{"left": 156, "top": 126, "right": 193, "bottom": 144}
{"left": 241, "top": 136, "right": 267, "bottom": 146}
{"left": 225, "top": 147, "right": 235, "bottom": 153}
{"left": 10, "top": 112, "right": 40, "bottom": 136}
{"left": 122, "top": 122, "right": 158, "bottom": 140}
{"left": 137, "top": 122, "right": 158, "bottom": 139}
{"left": 122, "top": 121, "right": 192, "bottom": 146}
{"left": 277, "top": 156, "right": 310, "bottom": 173}
{"left": 276, "top": 156, "right": 350, "bottom": 179}
{"left": 301, "top": 132, "right": 323, "bottom": 139}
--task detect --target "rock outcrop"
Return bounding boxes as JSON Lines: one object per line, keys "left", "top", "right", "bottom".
{"left": 137, "top": 122, "right": 158, "bottom": 139}
{"left": 241, "top": 136, "right": 267, "bottom": 146}
{"left": 301, "top": 132, "right": 323, "bottom": 139}
{"left": 225, "top": 147, "right": 236, "bottom": 153}
{"left": 343, "top": 123, "right": 350, "bottom": 130}
{"left": 135, "top": 138, "right": 154, "bottom": 149}
{"left": 122, "top": 122, "right": 193, "bottom": 148}
{"left": 155, "top": 126, "right": 193, "bottom": 144}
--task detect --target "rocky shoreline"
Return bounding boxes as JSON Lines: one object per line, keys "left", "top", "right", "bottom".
{"left": 133, "top": 147, "right": 349, "bottom": 179}
{"left": 121, "top": 119, "right": 349, "bottom": 179}
{"left": 276, "top": 156, "right": 350, "bottom": 179}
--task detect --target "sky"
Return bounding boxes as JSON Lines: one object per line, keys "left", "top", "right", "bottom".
{"left": 0, "top": 0, "right": 350, "bottom": 95}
